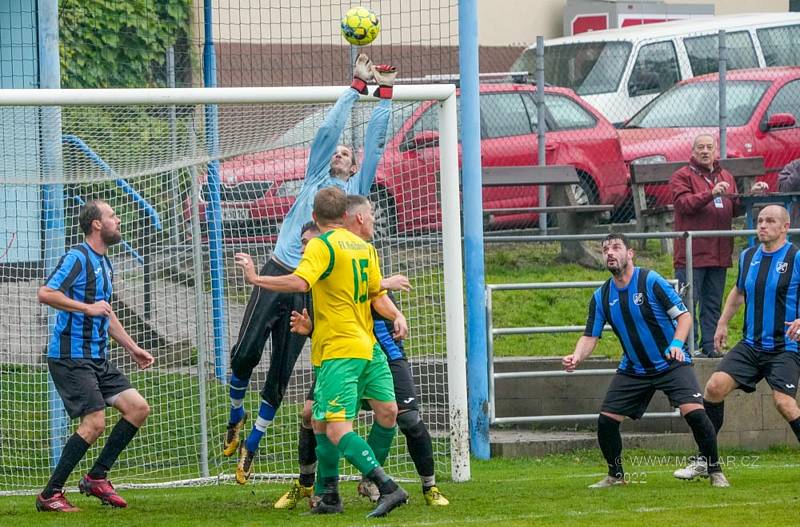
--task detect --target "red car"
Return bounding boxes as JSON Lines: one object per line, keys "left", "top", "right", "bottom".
{"left": 620, "top": 67, "right": 800, "bottom": 205}
{"left": 191, "top": 83, "right": 630, "bottom": 241}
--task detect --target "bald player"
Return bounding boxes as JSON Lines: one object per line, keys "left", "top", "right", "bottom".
{"left": 675, "top": 205, "right": 800, "bottom": 481}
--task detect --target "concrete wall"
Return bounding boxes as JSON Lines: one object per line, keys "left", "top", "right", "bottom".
{"left": 493, "top": 357, "right": 799, "bottom": 449}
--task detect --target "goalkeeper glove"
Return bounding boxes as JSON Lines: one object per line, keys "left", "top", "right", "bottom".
{"left": 371, "top": 64, "right": 397, "bottom": 99}
{"left": 351, "top": 53, "right": 373, "bottom": 95}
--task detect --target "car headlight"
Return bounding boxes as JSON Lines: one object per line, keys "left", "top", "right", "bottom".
{"left": 631, "top": 155, "right": 668, "bottom": 165}
{"left": 275, "top": 179, "right": 304, "bottom": 198}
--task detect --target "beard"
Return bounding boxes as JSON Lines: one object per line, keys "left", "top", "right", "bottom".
{"left": 606, "top": 259, "right": 627, "bottom": 277}
{"left": 101, "top": 227, "right": 122, "bottom": 245}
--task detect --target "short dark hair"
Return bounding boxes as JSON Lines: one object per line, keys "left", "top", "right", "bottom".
{"left": 300, "top": 221, "right": 319, "bottom": 236}
{"left": 602, "top": 233, "right": 630, "bottom": 249}
{"left": 78, "top": 200, "right": 105, "bottom": 235}
{"left": 313, "top": 187, "right": 347, "bottom": 223}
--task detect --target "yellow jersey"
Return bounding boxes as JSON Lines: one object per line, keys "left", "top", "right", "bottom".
{"left": 294, "top": 228, "right": 386, "bottom": 366}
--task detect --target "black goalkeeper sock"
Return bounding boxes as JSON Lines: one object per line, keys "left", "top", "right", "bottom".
{"left": 597, "top": 414, "right": 623, "bottom": 478}
{"left": 789, "top": 418, "right": 800, "bottom": 443}
{"left": 684, "top": 409, "right": 721, "bottom": 473}
{"left": 298, "top": 424, "right": 317, "bottom": 487}
{"left": 703, "top": 399, "right": 725, "bottom": 435}
{"left": 43, "top": 433, "right": 91, "bottom": 498}
{"left": 88, "top": 418, "right": 139, "bottom": 479}
{"left": 399, "top": 418, "right": 435, "bottom": 483}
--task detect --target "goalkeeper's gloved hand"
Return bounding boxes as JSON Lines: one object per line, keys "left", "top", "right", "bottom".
{"left": 371, "top": 64, "right": 397, "bottom": 99}
{"left": 351, "top": 53, "right": 373, "bottom": 95}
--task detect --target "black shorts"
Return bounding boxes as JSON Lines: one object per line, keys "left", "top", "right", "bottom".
{"left": 389, "top": 358, "right": 419, "bottom": 412}
{"left": 716, "top": 341, "right": 800, "bottom": 396}
{"left": 306, "top": 358, "right": 419, "bottom": 412}
{"left": 601, "top": 363, "right": 703, "bottom": 420}
{"left": 47, "top": 358, "right": 133, "bottom": 419}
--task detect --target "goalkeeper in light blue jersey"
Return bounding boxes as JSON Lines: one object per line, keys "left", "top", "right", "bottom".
{"left": 224, "top": 53, "right": 400, "bottom": 485}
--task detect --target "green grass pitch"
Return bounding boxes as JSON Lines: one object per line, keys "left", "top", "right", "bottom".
{"left": 2, "top": 448, "right": 799, "bottom": 526}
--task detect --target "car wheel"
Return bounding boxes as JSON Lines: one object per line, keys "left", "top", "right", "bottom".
{"left": 571, "top": 172, "right": 611, "bottom": 223}
{"left": 570, "top": 171, "right": 599, "bottom": 206}
{"left": 368, "top": 186, "right": 397, "bottom": 239}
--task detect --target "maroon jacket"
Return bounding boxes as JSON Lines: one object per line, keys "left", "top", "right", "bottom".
{"left": 671, "top": 157, "right": 742, "bottom": 269}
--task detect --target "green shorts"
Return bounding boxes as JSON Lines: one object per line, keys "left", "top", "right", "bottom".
{"left": 312, "top": 344, "right": 395, "bottom": 422}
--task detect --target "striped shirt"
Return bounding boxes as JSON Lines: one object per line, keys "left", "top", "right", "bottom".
{"left": 372, "top": 293, "right": 405, "bottom": 361}
{"left": 585, "top": 267, "right": 689, "bottom": 376}
{"left": 736, "top": 242, "right": 800, "bottom": 353}
{"left": 45, "top": 243, "right": 114, "bottom": 359}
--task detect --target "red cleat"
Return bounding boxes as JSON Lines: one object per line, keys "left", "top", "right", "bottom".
{"left": 78, "top": 475, "right": 128, "bottom": 508}
{"left": 35, "top": 491, "right": 80, "bottom": 512}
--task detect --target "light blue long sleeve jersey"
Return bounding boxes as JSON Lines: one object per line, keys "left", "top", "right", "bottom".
{"left": 272, "top": 88, "right": 391, "bottom": 269}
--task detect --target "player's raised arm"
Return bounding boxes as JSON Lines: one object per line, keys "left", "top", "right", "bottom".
{"left": 350, "top": 63, "right": 396, "bottom": 196}
{"left": 234, "top": 252, "right": 309, "bottom": 292}
{"left": 305, "top": 54, "right": 373, "bottom": 185}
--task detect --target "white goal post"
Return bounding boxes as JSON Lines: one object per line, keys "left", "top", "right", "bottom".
{"left": 0, "top": 85, "right": 469, "bottom": 492}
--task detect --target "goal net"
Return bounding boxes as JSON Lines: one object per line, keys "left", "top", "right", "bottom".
{"left": 0, "top": 85, "right": 467, "bottom": 492}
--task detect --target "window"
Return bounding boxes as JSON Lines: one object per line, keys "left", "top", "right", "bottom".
{"left": 628, "top": 41, "right": 680, "bottom": 97}
{"left": 479, "top": 93, "right": 533, "bottom": 139}
{"left": 625, "top": 80, "right": 770, "bottom": 128}
{"left": 757, "top": 25, "right": 800, "bottom": 67}
{"left": 520, "top": 93, "right": 542, "bottom": 130}
{"left": 532, "top": 41, "right": 632, "bottom": 96}
{"left": 684, "top": 31, "right": 759, "bottom": 76}
{"left": 764, "top": 80, "right": 800, "bottom": 127}
{"left": 543, "top": 94, "right": 597, "bottom": 130}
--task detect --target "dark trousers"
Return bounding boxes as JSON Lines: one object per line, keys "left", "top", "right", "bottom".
{"left": 230, "top": 258, "right": 309, "bottom": 408}
{"left": 675, "top": 267, "right": 727, "bottom": 356}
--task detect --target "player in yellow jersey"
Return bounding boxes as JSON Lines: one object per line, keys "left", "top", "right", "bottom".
{"left": 234, "top": 187, "right": 408, "bottom": 518}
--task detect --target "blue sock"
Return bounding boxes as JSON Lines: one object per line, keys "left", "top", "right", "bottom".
{"left": 244, "top": 399, "right": 276, "bottom": 453}
{"left": 229, "top": 374, "right": 249, "bottom": 425}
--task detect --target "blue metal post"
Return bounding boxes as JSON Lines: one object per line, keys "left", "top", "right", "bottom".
{"left": 38, "top": 0, "right": 68, "bottom": 469}
{"left": 459, "top": 0, "right": 489, "bottom": 459}
{"left": 203, "top": 0, "right": 227, "bottom": 382}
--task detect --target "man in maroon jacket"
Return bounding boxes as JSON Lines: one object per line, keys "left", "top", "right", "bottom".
{"left": 671, "top": 134, "right": 768, "bottom": 358}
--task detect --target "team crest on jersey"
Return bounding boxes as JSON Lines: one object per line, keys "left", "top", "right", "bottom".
{"left": 633, "top": 292, "right": 644, "bottom": 305}
{"left": 777, "top": 262, "right": 789, "bottom": 274}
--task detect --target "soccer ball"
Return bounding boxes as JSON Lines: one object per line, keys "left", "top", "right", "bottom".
{"left": 341, "top": 7, "right": 380, "bottom": 46}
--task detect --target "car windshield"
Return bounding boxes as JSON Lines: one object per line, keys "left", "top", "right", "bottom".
{"left": 624, "top": 80, "right": 771, "bottom": 128}
{"left": 273, "top": 101, "right": 421, "bottom": 151}
{"left": 512, "top": 41, "right": 631, "bottom": 96}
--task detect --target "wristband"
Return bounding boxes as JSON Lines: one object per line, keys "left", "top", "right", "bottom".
{"left": 351, "top": 77, "right": 368, "bottom": 95}
{"left": 373, "top": 85, "right": 393, "bottom": 99}
{"left": 670, "top": 338, "right": 684, "bottom": 349}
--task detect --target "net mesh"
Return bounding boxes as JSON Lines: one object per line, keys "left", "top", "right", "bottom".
{"left": 0, "top": 94, "right": 454, "bottom": 491}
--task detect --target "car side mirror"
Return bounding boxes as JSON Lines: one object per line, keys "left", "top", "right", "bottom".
{"left": 765, "top": 112, "right": 796, "bottom": 131}
{"left": 400, "top": 131, "right": 440, "bottom": 152}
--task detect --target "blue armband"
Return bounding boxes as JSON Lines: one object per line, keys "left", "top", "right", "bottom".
{"left": 670, "top": 338, "right": 684, "bottom": 349}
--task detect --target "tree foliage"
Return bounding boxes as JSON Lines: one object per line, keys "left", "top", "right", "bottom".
{"left": 59, "top": 0, "right": 193, "bottom": 89}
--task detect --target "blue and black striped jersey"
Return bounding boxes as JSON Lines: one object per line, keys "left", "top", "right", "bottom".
{"left": 371, "top": 292, "right": 405, "bottom": 361}
{"left": 736, "top": 242, "right": 800, "bottom": 353}
{"left": 44, "top": 243, "right": 114, "bottom": 360}
{"left": 585, "top": 267, "right": 689, "bottom": 376}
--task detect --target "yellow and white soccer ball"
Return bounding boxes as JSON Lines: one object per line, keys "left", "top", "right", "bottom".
{"left": 341, "top": 7, "right": 380, "bottom": 46}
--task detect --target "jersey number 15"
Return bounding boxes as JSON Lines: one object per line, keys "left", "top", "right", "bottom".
{"left": 351, "top": 258, "right": 369, "bottom": 304}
